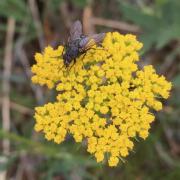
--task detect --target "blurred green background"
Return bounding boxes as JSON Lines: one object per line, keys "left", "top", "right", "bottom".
{"left": 0, "top": 0, "right": 180, "bottom": 179}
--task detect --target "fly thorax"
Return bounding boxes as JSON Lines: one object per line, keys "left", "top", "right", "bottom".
{"left": 70, "top": 46, "right": 79, "bottom": 57}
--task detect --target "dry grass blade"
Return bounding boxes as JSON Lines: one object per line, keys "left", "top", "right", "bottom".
{"left": 28, "top": 0, "right": 45, "bottom": 50}
{"left": 92, "top": 17, "right": 141, "bottom": 33}
{"left": 83, "top": 5, "right": 140, "bottom": 34}
{"left": 0, "top": 98, "right": 34, "bottom": 115}
{"left": 1, "top": 17, "right": 15, "bottom": 180}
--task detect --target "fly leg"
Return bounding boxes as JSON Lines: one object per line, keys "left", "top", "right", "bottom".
{"left": 58, "top": 63, "right": 65, "bottom": 73}
{"left": 80, "top": 52, "right": 87, "bottom": 69}
{"left": 89, "top": 47, "right": 105, "bottom": 51}
{"left": 68, "top": 59, "right": 76, "bottom": 72}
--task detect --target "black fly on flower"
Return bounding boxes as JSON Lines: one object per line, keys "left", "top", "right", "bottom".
{"left": 62, "top": 20, "right": 105, "bottom": 69}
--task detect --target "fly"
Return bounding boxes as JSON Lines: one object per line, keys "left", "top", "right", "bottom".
{"left": 62, "top": 20, "right": 105, "bottom": 68}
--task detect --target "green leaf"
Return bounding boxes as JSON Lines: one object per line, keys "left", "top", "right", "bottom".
{"left": 119, "top": 0, "right": 180, "bottom": 53}
{"left": 172, "top": 75, "right": 180, "bottom": 87}
{"left": 70, "top": 0, "right": 88, "bottom": 8}
{"left": 156, "top": 25, "right": 180, "bottom": 49}
{"left": 119, "top": 1, "right": 159, "bottom": 30}
{"left": 0, "top": 155, "right": 17, "bottom": 171}
{"left": 0, "top": 0, "right": 28, "bottom": 21}
{"left": 47, "top": 0, "right": 63, "bottom": 11}
{"left": 0, "top": 129, "right": 68, "bottom": 158}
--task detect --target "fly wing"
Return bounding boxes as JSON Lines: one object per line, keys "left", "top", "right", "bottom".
{"left": 79, "top": 33, "right": 105, "bottom": 52}
{"left": 69, "top": 20, "right": 83, "bottom": 41}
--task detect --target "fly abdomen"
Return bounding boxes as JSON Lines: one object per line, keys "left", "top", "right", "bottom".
{"left": 63, "top": 46, "right": 79, "bottom": 67}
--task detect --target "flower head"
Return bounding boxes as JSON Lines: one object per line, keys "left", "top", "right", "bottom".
{"left": 32, "top": 32, "right": 171, "bottom": 166}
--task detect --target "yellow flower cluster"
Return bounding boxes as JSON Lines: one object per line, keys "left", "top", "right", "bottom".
{"left": 31, "top": 32, "right": 172, "bottom": 166}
